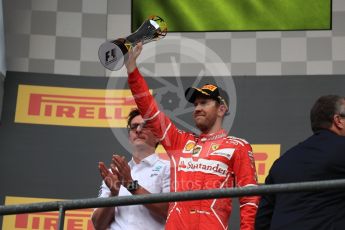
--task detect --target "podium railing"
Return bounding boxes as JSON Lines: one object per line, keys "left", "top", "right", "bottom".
{"left": 1, "top": 179, "right": 345, "bottom": 230}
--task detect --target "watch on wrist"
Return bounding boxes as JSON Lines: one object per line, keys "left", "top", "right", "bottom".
{"left": 127, "top": 180, "right": 139, "bottom": 192}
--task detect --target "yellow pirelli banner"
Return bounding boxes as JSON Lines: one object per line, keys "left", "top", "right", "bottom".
{"left": 251, "top": 144, "right": 280, "bottom": 184}
{"left": 3, "top": 196, "right": 94, "bottom": 230}
{"left": 15, "top": 85, "right": 143, "bottom": 128}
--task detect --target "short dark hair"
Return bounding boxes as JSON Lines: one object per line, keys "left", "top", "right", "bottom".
{"left": 310, "top": 95, "right": 345, "bottom": 132}
{"left": 127, "top": 108, "right": 141, "bottom": 128}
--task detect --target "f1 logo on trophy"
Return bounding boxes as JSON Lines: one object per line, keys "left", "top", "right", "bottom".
{"left": 98, "top": 15, "right": 167, "bottom": 71}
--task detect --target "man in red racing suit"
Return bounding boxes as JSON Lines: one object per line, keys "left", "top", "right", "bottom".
{"left": 126, "top": 43, "right": 259, "bottom": 230}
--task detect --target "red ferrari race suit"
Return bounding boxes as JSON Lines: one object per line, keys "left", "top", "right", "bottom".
{"left": 128, "top": 68, "right": 259, "bottom": 230}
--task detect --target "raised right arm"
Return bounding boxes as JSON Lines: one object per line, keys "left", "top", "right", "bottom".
{"left": 126, "top": 44, "right": 189, "bottom": 154}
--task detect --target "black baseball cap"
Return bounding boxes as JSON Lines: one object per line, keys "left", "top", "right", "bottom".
{"left": 185, "top": 84, "right": 229, "bottom": 111}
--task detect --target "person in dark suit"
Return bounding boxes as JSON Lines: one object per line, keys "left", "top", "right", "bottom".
{"left": 255, "top": 95, "right": 345, "bottom": 230}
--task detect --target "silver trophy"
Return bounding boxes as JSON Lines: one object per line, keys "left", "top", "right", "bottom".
{"left": 98, "top": 15, "right": 167, "bottom": 71}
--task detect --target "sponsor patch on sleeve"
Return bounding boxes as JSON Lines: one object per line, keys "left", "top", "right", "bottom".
{"left": 210, "top": 148, "right": 235, "bottom": 160}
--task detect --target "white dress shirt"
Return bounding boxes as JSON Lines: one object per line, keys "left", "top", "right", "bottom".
{"left": 97, "top": 154, "right": 170, "bottom": 230}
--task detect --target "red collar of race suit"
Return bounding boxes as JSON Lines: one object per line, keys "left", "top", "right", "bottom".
{"left": 197, "top": 129, "right": 227, "bottom": 142}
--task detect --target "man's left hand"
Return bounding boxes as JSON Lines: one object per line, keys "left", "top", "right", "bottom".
{"left": 112, "top": 155, "right": 133, "bottom": 188}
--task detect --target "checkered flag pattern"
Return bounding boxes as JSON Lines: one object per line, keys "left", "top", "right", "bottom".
{"left": 3, "top": 0, "right": 345, "bottom": 77}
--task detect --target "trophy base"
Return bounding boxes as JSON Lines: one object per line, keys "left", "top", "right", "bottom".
{"left": 98, "top": 40, "right": 129, "bottom": 71}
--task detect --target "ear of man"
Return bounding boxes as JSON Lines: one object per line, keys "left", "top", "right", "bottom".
{"left": 218, "top": 104, "right": 228, "bottom": 117}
